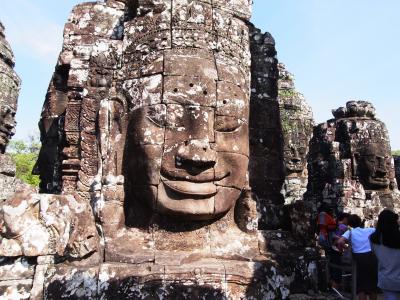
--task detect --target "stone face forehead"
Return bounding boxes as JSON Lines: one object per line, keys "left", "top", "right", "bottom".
{"left": 359, "top": 144, "right": 390, "bottom": 156}
{"left": 117, "top": 0, "right": 253, "bottom": 19}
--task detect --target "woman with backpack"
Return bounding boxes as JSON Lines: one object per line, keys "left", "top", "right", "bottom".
{"left": 370, "top": 210, "right": 400, "bottom": 300}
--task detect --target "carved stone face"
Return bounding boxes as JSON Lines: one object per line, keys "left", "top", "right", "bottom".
{"left": 124, "top": 53, "right": 249, "bottom": 220}
{"left": 284, "top": 143, "right": 307, "bottom": 173}
{"left": 358, "top": 144, "right": 391, "bottom": 189}
{"left": 0, "top": 104, "right": 16, "bottom": 153}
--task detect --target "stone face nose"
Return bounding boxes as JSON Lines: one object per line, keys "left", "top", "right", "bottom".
{"left": 291, "top": 157, "right": 301, "bottom": 163}
{"left": 376, "top": 156, "right": 387, "bottom": 174}
{"left": 4, "top": 115, "right": 15, "bottom": 130}
{"left": 176, "top": 140, "right": 216, "bottom": 169}
{"left": 290, "top": 147, "right": 301, "bottom": 162}
{"left": 2, "top": 111, "right": 16, "bottom": 136}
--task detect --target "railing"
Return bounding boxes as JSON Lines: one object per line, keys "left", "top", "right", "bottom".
{"left": 326, "top": 258, "right": 357, "bottom": 300}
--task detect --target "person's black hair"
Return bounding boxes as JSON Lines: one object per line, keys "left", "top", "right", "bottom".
{"left": 319, "top": 203, "right": 333, "bottom": 214}
{"left": 348, "top": 214, "right": 362, "bottom": 228}
{"left": 337, "top": 212, "right": 350, "bottom": 222}
{"left": 370, "top": 210, "right": 400, "bottom": 249}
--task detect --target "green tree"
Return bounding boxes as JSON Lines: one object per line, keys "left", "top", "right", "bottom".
{"left": 8, "top": 134, "right": 41, "bottom": 187}
{"left": 392, "top": 150, "right": 400, "bottom": 156}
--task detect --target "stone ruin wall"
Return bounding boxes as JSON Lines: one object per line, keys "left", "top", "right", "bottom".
{"left": 248, "top": 26, "right": 283, "bottom": 230}
{"left": 0, "top": 1, "right": 323, "bottom": 299}
{"left": 4, "top": 1, "right": 399, "bottom": 299}
{"left": 249, "top": 33, "right": 315, "bottom": 235}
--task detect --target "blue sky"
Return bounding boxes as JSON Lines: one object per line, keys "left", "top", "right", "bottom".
{"left": 1, "top": 1, "right": 399, "bottom": 148}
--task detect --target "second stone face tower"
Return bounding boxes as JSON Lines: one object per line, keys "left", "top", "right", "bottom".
{"left": 306, "top": 101, "right": 400, "bottom": 225}
{"left": 0, "top": 21, "right": 19, "bottom": 154}
{"left": 278, "top": 63, "right": 313, "bottom": 205}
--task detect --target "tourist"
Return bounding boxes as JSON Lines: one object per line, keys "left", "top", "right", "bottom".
{"left": 329, "top": 213, "right": 350, "bottom": 289}
{"left": 317, "top": 204, "right": 337, "bottom": 250}
{"left": 338, "top": 214, "right": 378, "bottom": 300}
{"left": 370, "top": 210, "right": 400, "bottom": 300}
{"left": 316, "top": 204, "right": 339, "bottom": 289}
{"left": 334, "top": 212, "right": 350, "bottom": 238}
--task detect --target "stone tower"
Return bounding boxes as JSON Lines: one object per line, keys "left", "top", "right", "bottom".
{"left": 0, "top": 21, "right": 19, "bottom": 153}
{"left": 278, "top": 63, "right": 313, "bottom": 206}
{"left": 306, "top": 101, "right": 400, "bottom": 225}
{"left": 0, "top": 2, "right": 321, "bottom": 298}
{"left": 0, "top": 22, "right": 32, "bottom": 201}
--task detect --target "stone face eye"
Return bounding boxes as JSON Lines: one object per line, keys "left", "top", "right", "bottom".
{"left": 215, "top": 116, "right": 243, "bottom": 133}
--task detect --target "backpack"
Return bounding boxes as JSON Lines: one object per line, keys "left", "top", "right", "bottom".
{"left": 317, "top": 212, "right": 336, "bottom": 249}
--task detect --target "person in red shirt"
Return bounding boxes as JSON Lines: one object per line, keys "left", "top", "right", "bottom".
{"left": 317, "top": 204, "right": 337, "bottom": 249}
{"left": 317, "top": 204, "right": 338, "bottom": 289}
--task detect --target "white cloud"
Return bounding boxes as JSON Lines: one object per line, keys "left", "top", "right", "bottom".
{"left": 8, "top": 23, "right": 63, "bottom": 62}
{"left": 0, "top": 0, "right": 65, "bottom": 63}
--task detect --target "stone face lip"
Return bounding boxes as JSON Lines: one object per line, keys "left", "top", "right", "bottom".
{"left": 162, "top": 180, "right": 217, "bottom": 196}
{"left": 0, "top": 21, "right": 20, "bottom": 154}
